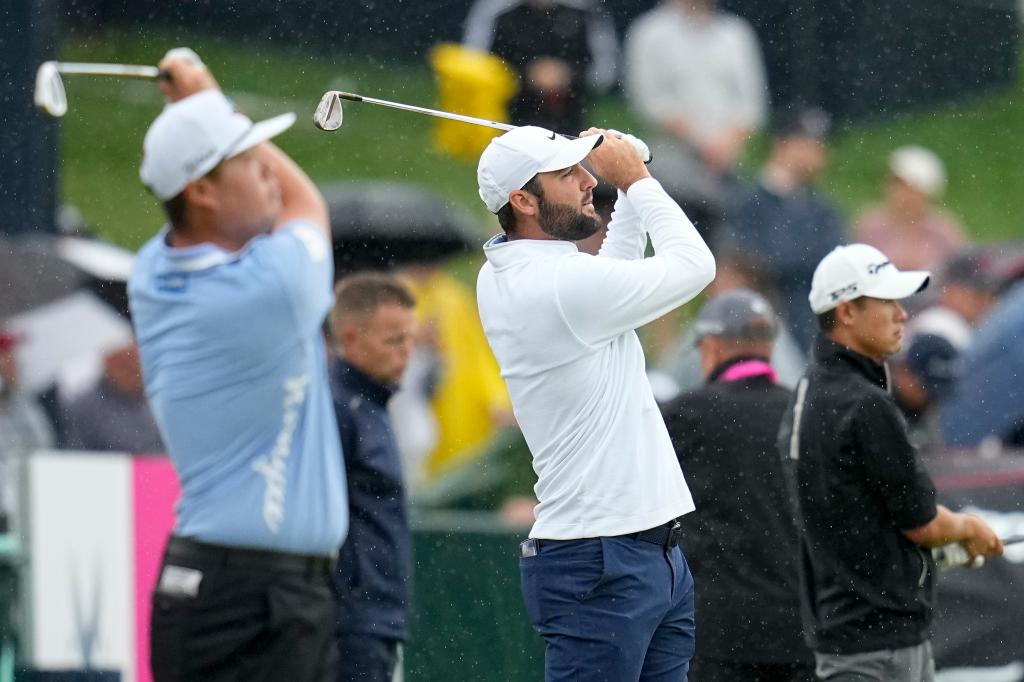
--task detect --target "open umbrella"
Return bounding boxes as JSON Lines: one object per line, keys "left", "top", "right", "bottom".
{"left": 322, "top": 181, "right": 481, "bottom": 274}
{"left": 0, "top": 236, "right": 83, "bottom": 320}
{"left": 1, "top": 234, "right": 134, "bottom": 395}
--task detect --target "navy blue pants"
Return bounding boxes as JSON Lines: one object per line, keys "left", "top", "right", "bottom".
{"left": 520, "top": 536, "right": 695, "bottom": 682}
{"left": 335, "top": 633, "right": 399, "bottom": 682}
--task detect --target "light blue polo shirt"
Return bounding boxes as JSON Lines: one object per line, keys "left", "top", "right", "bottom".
{"left": 128, "top": 221, "right": 347, "bottom": 555}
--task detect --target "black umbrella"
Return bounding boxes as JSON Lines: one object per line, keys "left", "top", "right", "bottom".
{"left": 0, "top": 234, "right": 135, "bottom": 394}
{"left": 322, "top": 181, "right": 481, "bottom": 274}
{"left": 0, "top": 235, "right": 84, "bottom": 320}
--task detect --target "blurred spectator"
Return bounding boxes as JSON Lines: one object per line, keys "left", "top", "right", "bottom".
{"left": 624, "top": 0, "right": 768, "bottom": 211}
{"left": 61, "top": 341, "right": 164, "bottom": 453}
{"left": 463, "top": 0, "right": 618, "bottom": 133}
{"left": 654, "top": 250, "right": 807, "bottom": 398}
{"left": 854, "top": 146, "right": 968, "bottom": 272}
{"left": 0, "top": 328, "right": 55, "bottom": 533}
{"left": 328, "top": 273, "right": 416, "bottom": 682}
{"left": 396, "top": 265, "right": 512, "bottom": 486}
{"left": 720, "top": 106, "right": 845, "bottom": 350}
{"left": 892, "top": 250, "right": 1000, "bottom": 446}
{"left": 661, "top": 290, "right": 814, "bottom": 681}
{"left": 939, "top": 275, "right": 1024, "bottom": 449}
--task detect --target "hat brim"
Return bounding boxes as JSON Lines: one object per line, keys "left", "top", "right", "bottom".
{"left": 537, "top": 134, "right": 603, "bottom": 173}
{"left": 226, "top": 112, "right": 297, "bottom": 161}
{"left": 862, "top": 270, "right": 930, "bottom": 301}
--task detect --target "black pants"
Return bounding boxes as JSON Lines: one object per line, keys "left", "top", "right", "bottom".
{"left": 689, "top": 656, "right": 817, "bottom": 682}
{"left": 151, "top": 536, "right": 338, "bottom": 682}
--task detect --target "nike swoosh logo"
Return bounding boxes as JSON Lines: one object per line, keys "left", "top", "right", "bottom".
{"left": 548, "top": 131, "right": 556, "bottom": 140}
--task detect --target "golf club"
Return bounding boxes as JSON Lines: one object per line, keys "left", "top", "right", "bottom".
{"left": 313, "top": 90, "right": 652, "bottom": 163}
{"left": 34, "top": 48, "right": 203, "bottom": 118}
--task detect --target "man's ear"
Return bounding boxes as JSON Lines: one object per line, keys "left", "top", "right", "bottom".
{"left": 336, "top": 322, "right": 361, "bottom": 352}
{"left": 507, "top": 189, "right": 539, "bottom": 217}
{"left": 182, "top": 176, "right": 219, "bottom": 212}
{"left": 835, "top": 300, "right": 856, "bottom": 326}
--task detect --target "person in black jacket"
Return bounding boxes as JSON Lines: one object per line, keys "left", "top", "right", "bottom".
{"left": 662, "top": 289, "right": 815, "bottom": 682}
{"left": 779, "top": 244, "right": 1003, "bottom": 681}
{"left": 328, "top": 272, "right": 417, "bottom": 682}
{"left": 463, "top": 0, "right": 618, "bottom": 134}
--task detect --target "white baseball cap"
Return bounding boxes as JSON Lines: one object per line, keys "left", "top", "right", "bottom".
{"left": 808, "top": 243, "right": 930, "bottom": 314}
{"left": 477, "top": 126, "right": 603, "bottom": 213}
{"left": 889, "top": 145, "right": 946, "bottom": 197}
{"left": 140, "top": 90, "right": 296, "bottom": 201}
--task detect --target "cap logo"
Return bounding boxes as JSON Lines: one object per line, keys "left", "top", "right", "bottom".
{"left": 829, "top": 282, "right": 859, "bottom": 301}
{"left": 866, "top": 260, "right": 892, "bottom": 275}
{"left": 182, "top": 147, "right": 217, "bottom": 175}
{"left": 547, "top": 131, "right": 556, "bottom": 140}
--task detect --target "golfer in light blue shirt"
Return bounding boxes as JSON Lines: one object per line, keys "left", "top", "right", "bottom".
{"left": 128, "top": 52, "right": 346, "bottom": 682}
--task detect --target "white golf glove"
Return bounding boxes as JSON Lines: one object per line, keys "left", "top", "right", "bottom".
{"left": 163, "top": 47, "right": 205, "bottom": 68}
{"left": 606, "top": 129, "right": 652, "bottom": 164}
{"left": 932, "top": 542, "right": 985, "bottom": 571}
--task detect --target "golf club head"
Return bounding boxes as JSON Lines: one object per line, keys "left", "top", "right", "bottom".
{"left": 34, "top": 61, "right": 67, "bottom": 118}
{"left": 313, "top": 91, "right": 343, "bottom": 131}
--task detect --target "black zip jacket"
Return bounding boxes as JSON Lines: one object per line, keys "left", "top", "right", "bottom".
{"left": 777, "top": 336, "right": 938, "bottom": 654}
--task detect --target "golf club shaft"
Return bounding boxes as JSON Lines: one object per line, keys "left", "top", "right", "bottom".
{"left": 55, "top": 62, "right": 161, "bottom": 79}
{"left": 336, "top": 92, "right": 516, "bottom": 133}
{"left": 1002, "top": 535, "right": 1024, "bottom": 546}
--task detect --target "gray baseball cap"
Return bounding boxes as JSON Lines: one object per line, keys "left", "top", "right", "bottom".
{"left": 693, "top": 289, "right": 779, "bottom": 343}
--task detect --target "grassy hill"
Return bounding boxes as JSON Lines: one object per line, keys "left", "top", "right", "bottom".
{"left": 59, "top": 29, "right": 1023, "bottom": 252}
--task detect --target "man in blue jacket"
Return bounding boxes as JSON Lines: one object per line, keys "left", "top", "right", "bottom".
{"left": 328, "top": 272, "right": 417, "bottom": 682}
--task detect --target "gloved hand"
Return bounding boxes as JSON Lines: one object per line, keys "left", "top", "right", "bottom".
{"left": 932, "top": 541, "right": 985, "bottom": 571}
{"left": 606, "top": 129, "right": 652, "bottom": 165}
{"left": 157, "top": 47, "right": 205, "bottom": 85}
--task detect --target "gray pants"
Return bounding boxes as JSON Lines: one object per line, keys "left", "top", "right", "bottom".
{"left": 815, "top": 641, "right": 935, "bottom": 681}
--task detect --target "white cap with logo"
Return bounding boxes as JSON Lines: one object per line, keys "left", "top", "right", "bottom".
{"left": 808, "top": 243, "right": 930, "bottom": 314}
{"left": 477, "top": 126, "right": 603, "bottom": 213}
{"left": 140, "top": 90, "right": 296, "bottom": 201}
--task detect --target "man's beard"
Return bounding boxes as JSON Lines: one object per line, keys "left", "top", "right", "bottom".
{"left": 537, "top": 195, "right": 602, "bottom": 241}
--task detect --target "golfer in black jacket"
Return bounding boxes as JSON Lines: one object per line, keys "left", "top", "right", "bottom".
{"left": 779, "top": 244, "right": 1003, "bottom": 681}
{"left": 662, "top": 289, "right": 815, "bottom": 682}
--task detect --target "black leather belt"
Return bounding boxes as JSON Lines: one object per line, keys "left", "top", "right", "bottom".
{"left": 165, "top": 536, "right": 335, "bottom": 576}
{"left": 618, "top": 518, "right": 683, "bottom": 549}
{"left": 522, "top": 519, "right": 683, "bottom": 557}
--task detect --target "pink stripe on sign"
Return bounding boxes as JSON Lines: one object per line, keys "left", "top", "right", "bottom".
{"left": 133, "top": 456, "right": 180, "bottom": 682}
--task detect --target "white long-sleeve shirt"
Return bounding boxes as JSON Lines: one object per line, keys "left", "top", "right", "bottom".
{"left": 477, "top": 177, "right": 715, "bottom": 539}
{"left": 624, "top": 5, "right": 768, "bottom": 144}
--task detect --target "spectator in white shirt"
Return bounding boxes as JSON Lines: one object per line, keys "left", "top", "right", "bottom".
{"left": 624, "top": 0, "right": 769, "bottom": 214}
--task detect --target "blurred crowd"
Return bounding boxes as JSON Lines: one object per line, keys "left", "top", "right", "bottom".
{"left": 454, "top": 0, "right": 1024, "bottom": 462}
{"left": 0, "top": 2, "right": 1020, "bottom": 678}
{"left": 2, "top": 0, "right": 1024, "bottom": 534}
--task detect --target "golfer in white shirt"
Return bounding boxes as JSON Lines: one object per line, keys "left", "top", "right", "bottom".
{"left": 476, "top": 126, "right": 716, "bottom": 681}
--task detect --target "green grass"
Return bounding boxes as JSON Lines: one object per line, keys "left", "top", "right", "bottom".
{"left": 60, "top": 28, "right": 1024, "bottom": 253}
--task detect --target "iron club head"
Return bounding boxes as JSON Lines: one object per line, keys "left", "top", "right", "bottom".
{"left": 313, "top": 91, "right": 343, "bottom": 131}
{"left": 34, "top": 61, "right": 68, "bottom": 118}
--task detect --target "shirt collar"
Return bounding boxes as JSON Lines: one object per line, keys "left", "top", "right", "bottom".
{"left": 331, "top": 358, "right": 395, "bottom": 406}
{"left": 813, "top": 334, "right": 889, "bottom": 391}
{"left": 158, "top": 225, "right": 263, "bottom": 272}
{"left": 482, "top": 233, "right": 578, "bottom": 268}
